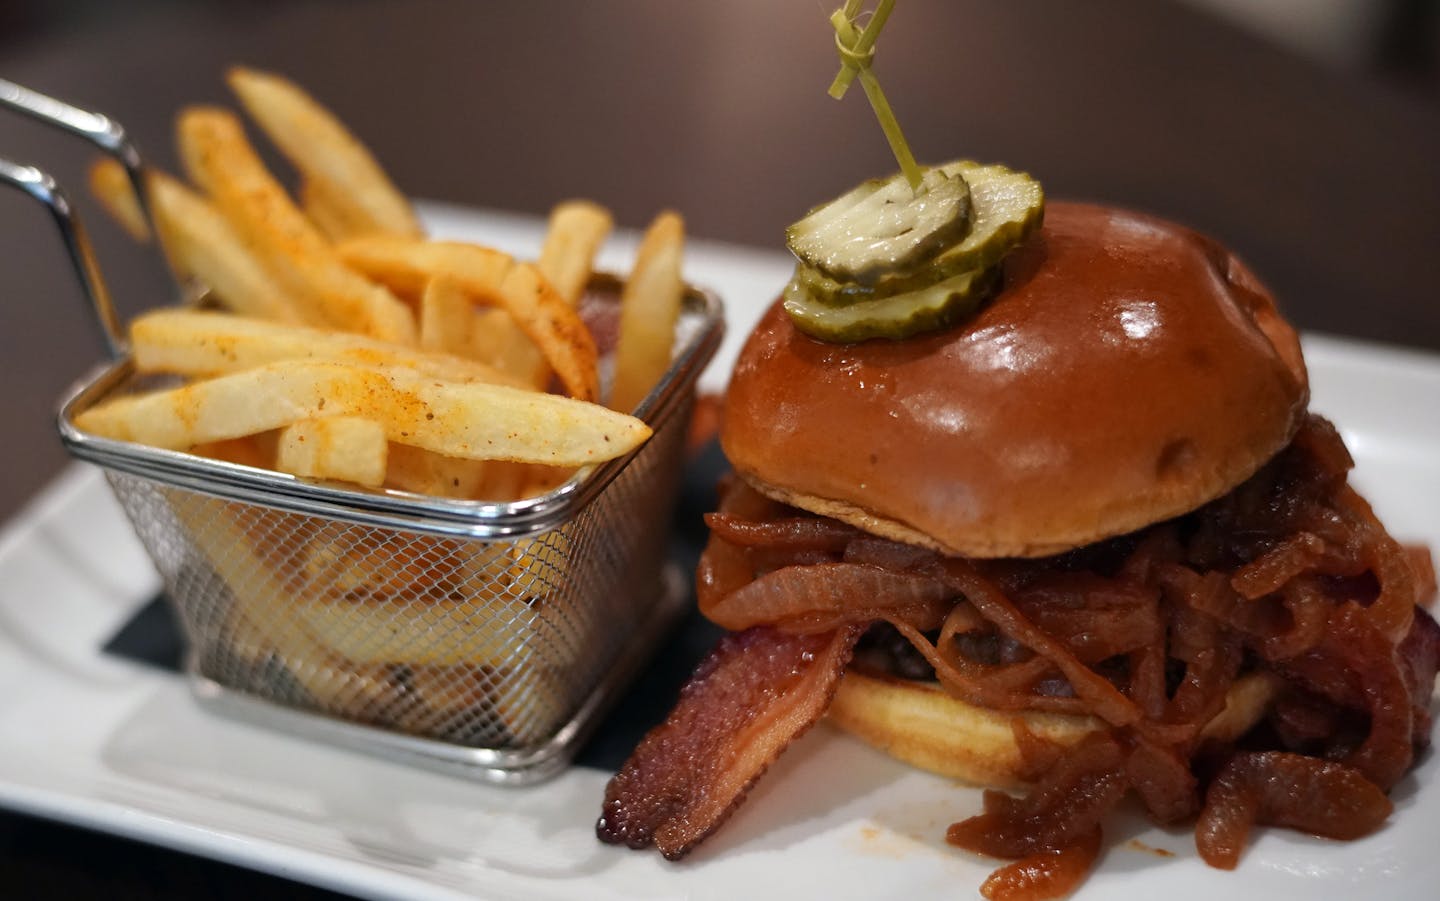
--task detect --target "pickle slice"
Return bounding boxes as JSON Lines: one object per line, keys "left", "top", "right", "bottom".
{"left": 797, "top": 161, "right": 1043, "bottom": 307}
{"left": 785, "top": 168, "right": 972, "bottom": 285}
{"left": 783, "top": 265, "right": 999, "bottom": 342}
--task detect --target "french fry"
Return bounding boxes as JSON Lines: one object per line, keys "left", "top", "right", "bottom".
{"left": 75, "top": 359, "right": 651, "bottom": 465}
{"left": 293, "top": 539, "right": 557, "bottom": 665}
{"left": 172, "top": 494, "right": 398, "bottom": 714}
{"left": 293, "top": 591, "right": 533, "bottom": 668}
{"left": 87, "top": 157, "right": 151, "bottom": 242}
{"left": 276, "top": 416, "right": 388, "bottom": 487}
{"left": 298, "top": 176, "right": 367, "bottom": 242}
{"left": 472, "top": 461, "right": 574, "bottom": 501}
{"left": 468, "top": 308, "right": 548, "bottom": 388}
{"left": 177, "top": 106, "right": 417, "bottom": 343}
{"left": 489, "top": 661, "right": 570, "bottom": 744}
{"left": 296, "top": 527, "right": 467, "bottom": 601}
{"left": 518, "top": 464, "right": 576, "bottom": 498}
{"left": 337, "top": 235, "right": 507, "bottom": 295}
{"left": 538, "top": 199, "right": 613, "bottom": 306}
{"left": 189, "top": 434, "right": 273, "bottom": 468}
{"left": 146, "top": 171, "right": 307, "bottom": 324}
{"left": 472, "top": 460, "right": 531, "bottom": 501}
{"left": 386, "top": 662, "right": 564, "bottom": 744}
{"left": 227, "top": 66, "right": 424, "bottom": 239}
{"left": 418, "top": 275, "right": 474, "bottom": 356}
{"left": 394, "top": 665, "right": 504, "bottom": 737}
{"left": 385, "top": 443, "right": 486, "bottom": 498}
{"left": 474, "top": 199, "right": 612, "bottom": 393}
{"left": 130, "top": 308, "right": 525, "bottom": 387}
{"left": 610, "top": 211, "right": 685, "bottom": 413}
{"left": 337, "top": 237, "right": 599, "bottom": 401}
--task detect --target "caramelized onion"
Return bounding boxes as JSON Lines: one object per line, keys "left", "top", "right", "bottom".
{"left": 1231, "top": 532, "right": 1325, "bottom": 599}
{"left": 947, "top": 732, "right": 1127, "bottom": 857}
{"left": 1196, "top": 752, "right": 1392, "bottom": 869}
{"left": 704, "top": 512, "right": 862, "bottom": 552}
{"left": 610, "top": 416, "right": 1439, "bottom": 895}
{"left": 933, "top": 559, "right": 1146, "bottom": 729}
{"left": 702, "top": 563, "right": 953, "bottom": 632}
{"left": 978, "top": 828, "right": 1103, "bottom": 901}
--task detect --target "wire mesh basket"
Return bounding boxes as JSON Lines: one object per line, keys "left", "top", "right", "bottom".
{"left": 3, "top": 77, "right": 722, "bottom": 783}
{"left": 57, "top": 282, "right": 720, "bottom": 783}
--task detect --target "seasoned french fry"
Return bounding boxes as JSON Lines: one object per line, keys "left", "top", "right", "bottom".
{"left": 294, "top": 593, "right": 532, "bottom": 668}
{"left": 539, "top": 200, "right": 613, "bottom": 306}
{"left": 130, "top": 308, "right": 525, "bottom": 387}
{"left": 227, "top": 66, "right": 424, "bottom": 239}
{"left": 189, "top": 434, "right": 273, "bottom": 468}
{"left": 468, "top": 308, "right": 549, "bottom": 388}
{"left": 294, "top": 539, "right": 555, "bottom": 669}
{"left": 146, "top": 171, "right": 307, "bottom": 324}
{"left": 75, "top": 359, "right": 651, "bottom": 465}
{"left": 471, "top": 461, "right": 573, "bottom": 501}
{"left": 496, "top": 261, "right": 599, "bottom": 400}
{"left": 172, "top": 494, "right": 398, "bottom": 713}
{"left": 518, "top": 464, "right": 576, "bottom": 498}
{"left": 610, "top": 211, "right": 685, "bottom": 413}
{"left": 385, "top": 443, "right": 486, "bottom": 498}
{"left": 480, "top": 199, "right": 612, "bottom": 394}
{"left": 299, "top": 530, "right": 466, "bottom": 600}
{"left": 489, "top": 661, "right": 570, "bottom": 744}
{"left": 418, "top": 275, "right": 474, "bottom": 356}
{"left": 298, "top": 176, "right": 367, "bottom": 242}
{"left": 276, "top": 416, "right": 388, "bottom": 487}
{"left": 337, "top": 235, "right": 507, "bottom": 295}
{"left": 177, "top": 106, "right": 416, "bottom": 343}
{"left": 337, "top": 237, "right": 599, "bottom": 401}
{"left": 472, "top": 460, "right": 531, "bottom": 501}
{"left": 87, "top": 157, "right": 151, "bottom": 242}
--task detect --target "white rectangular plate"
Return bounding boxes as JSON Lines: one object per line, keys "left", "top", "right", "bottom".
{"left": 1, "top": 204, "right": 1437, "bottom": 901}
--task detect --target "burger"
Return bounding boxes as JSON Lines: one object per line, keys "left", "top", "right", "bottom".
{"left": 596, "top": 165, "right": 1439, "bottom": 899}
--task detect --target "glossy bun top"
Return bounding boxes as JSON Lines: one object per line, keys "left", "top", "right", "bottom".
{"left": 722, "top": 202, "right": 1309, "bottom": 558}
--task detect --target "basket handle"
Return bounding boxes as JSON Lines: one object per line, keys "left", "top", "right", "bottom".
{"left": 0, "top": 158, "right": 125, "bottom": 358}
{"left": 0, "top": 79, "right": 153, "bottom": 360}
{"left": 0, "top": 79, "right": 150, "bottom": 223}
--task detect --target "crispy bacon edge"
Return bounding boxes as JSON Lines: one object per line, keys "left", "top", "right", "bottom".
{"left": 596, "top": 625, "right": 865, "bottom": 859}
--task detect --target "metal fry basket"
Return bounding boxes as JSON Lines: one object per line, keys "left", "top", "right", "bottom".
{"left": 61, "top": 285, "right": 718, "bottom": 783}
{"left": 4, "top": 80, "right": 723, "bottom": 784}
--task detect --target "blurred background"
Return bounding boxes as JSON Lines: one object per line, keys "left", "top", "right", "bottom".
{"left": 2, "top": 0, "right": 1436, "bottom": 94}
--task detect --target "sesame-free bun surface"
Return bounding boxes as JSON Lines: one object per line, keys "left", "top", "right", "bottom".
{"left": 828, "top": 668, "right": 1278, "bottom": 787}
{"left": 723, "top": 202, "right": 1309, "bottom": 558}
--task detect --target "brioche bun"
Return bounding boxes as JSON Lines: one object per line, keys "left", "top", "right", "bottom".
{"left": 828, "top": 667, "right": 1278, "bottom": 787}
{"left": 722, "top": 202, "right": 1309, "bottom": 559}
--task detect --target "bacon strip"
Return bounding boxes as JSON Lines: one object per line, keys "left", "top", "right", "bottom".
{"left": 597, "top": 625, "right": 864, "bottom": 859}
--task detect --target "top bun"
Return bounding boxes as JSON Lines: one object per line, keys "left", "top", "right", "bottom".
{"left": 722, "top": 202, "right": 1310, "bottom": 558}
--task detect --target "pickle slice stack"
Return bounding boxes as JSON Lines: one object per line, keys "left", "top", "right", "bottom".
{"left": 785, "top": 168, "right": 972, "bottom": 285}
{"left": 783, "top": 160, "right": 1043, "bottom": 342}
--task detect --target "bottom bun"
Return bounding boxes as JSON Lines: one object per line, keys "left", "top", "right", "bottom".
{"left": 828, "top": 667, "right": 1279, "bottom": 788}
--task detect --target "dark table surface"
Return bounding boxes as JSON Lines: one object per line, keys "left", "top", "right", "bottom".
{"left": 1, "top": 0, "right": 1438, "bottom": 897}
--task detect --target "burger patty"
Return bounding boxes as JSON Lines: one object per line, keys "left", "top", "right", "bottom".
{"left": 600, "top": 414, "right": 1439, "bottom": 896}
